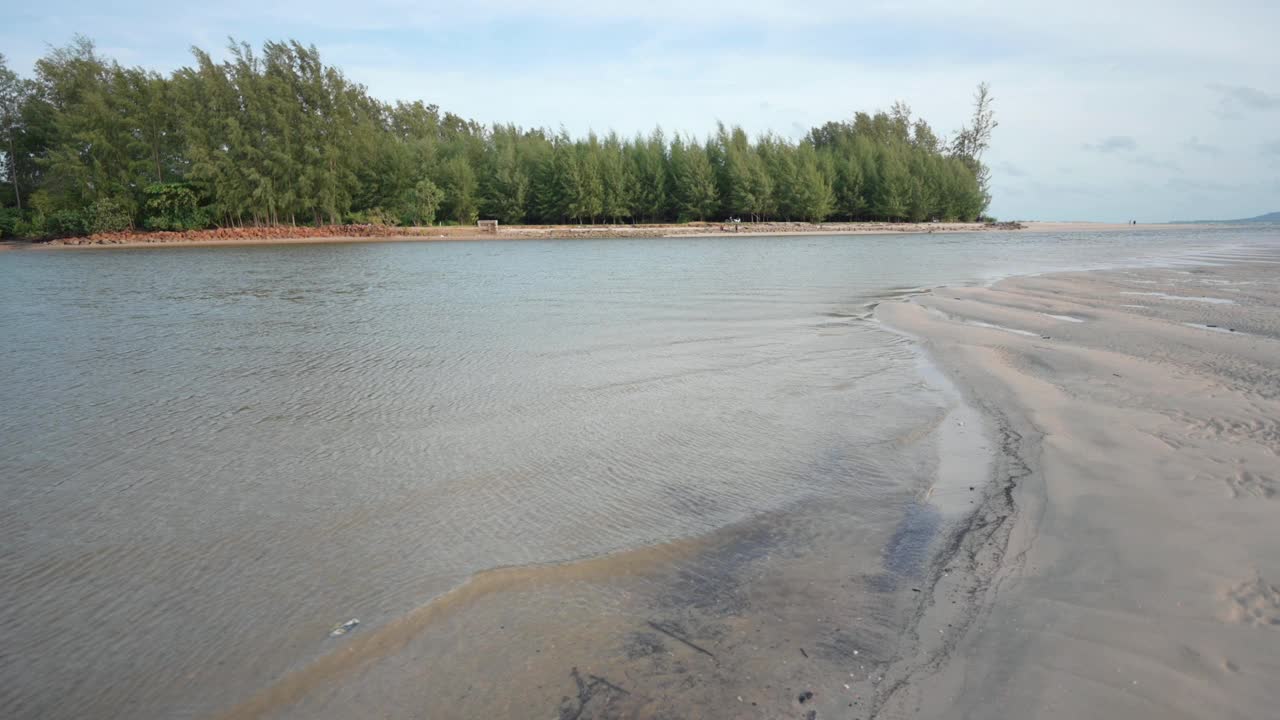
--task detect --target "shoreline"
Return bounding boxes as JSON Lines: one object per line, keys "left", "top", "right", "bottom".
{"left": 873, "top": 256, "right": 1280, "bottom": 718}
{"left": 4, "top": 220, "right": 1222, "bottom": 251}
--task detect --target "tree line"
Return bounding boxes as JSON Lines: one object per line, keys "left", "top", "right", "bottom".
{"left": 0, "top": 37, "right": 996, "bottom": 239}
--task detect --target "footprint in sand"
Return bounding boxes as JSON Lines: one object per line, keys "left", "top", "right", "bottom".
{"left": 1225, "top": 468, "right": 1277, "bottom": 500}
{"left": 1223, "top": 578, "right": 1280, "bottom": 627}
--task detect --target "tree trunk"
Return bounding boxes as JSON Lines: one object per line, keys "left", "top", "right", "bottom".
{"left": 7, "top": 132, "right": 20, "bottom": 210}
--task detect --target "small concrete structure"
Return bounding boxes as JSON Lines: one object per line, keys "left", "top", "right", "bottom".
{"left": 477, "top": 220, "right": 498, "bottom": 233}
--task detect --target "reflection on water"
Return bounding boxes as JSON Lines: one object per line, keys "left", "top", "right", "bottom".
{"left": 1, "top": 228, "right": 1274, "bottom": 719}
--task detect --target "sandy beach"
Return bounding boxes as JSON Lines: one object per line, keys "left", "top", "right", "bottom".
{"left": 875, "top": 257, "right": 1280, "bottom": 719}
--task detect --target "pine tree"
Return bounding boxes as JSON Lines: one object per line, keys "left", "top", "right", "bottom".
{"left": 2, "top": 37, "right": 991, "bottom": 236}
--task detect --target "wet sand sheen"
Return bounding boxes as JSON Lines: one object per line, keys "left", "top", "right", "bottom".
{"left": 875, "top": 257, "right": 1280, "bottom": 719}
{"left": 213, "top": 536, "right": 709, "bottom": 720}
{"left": 218, "top": 398, "right": 981, "bottom": 719}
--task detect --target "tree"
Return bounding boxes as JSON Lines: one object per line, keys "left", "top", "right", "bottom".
{"left": 1, "top": 36, "right": 991, "bottom": 236}
{"left": 668, "top": 136, "right": 717, "bottom": 221}
{"left": 875, "top": 145, "right": 911, "bottom": 221}
{"left": 483, "top": 125, "right": 530, "bottom": 224}
{"left": 406, "top": 178, "right": 443, "bottom": 225}
{"left": 834, "top": 137, "right": 870, "bottom": 220}
{"left": 628, "top": 129, "right": 668, "bottom": 222}
{"left": 599, "top": 131, "right": 629, "bottom": 223}
{"left": 952, "top": 82, "right": 997, "bottom": 212}
{"left": 0, "top": 53, "right": 31, "bottom": 209}
{"left": 440, "top": 154, "right": 478, "bottom": 224}
{"left": 790, "top": 143, "right": 834, "bottom": 222}
{"left": 576, "top": 133, "right": 604, "bottom": 223}
{"left": 713, "top": 124, "right": 761, "bottom": 220}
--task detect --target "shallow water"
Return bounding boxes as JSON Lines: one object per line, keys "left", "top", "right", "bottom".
{"left": 1, "top": 227, "right": 1276, "bottom": 719}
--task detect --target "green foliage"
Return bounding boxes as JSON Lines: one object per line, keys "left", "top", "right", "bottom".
{"left": 143, "top": 182, "right": 208, "bottom": 230}
{"left": 0, "top": 37, "right": 994, "bottom": 231}
{"left": 46, "top": 209, "right": 86, "bottom": 237}
{"left": 85, "top": 197, "right": 132, "bottom": 233}
{"left": 441, "top": 155, "right": 479, "bottom": 225}
{"left": 0, "top": 207, "right": 19, "bottom": 237}
{"left": 349, "top": 207, "right": 398, "bottom": 226}
{"left": 669, "top": 136, "right": 718, "bottom": 221}
{"left": 403, "top": 178, "right": 443, "bottom": 226}
{"left": 13, "top": 217, "right": 42, "bottom": 238}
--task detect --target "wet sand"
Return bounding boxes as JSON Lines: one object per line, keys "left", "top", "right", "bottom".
{"left": 876, "top": 258, "right": 1280, "bottom": 719}
{"left": 1018, "top": 221, "right": 1212, "bottom": 233}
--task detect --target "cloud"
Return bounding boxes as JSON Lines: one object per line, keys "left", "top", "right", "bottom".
{"left": 1262, "top": 140, "right": 1280, "bottom": 156}
{"left": 1183, "top": 136, "right": 1222, "bottom": 155}
{"left": 1208, "top": 83, "right": 1280, "bottom": 112}
{"left": 1083, "top": 136, "right": 1137, "bottom": 153}
{"left": 1133, "top": 154, "right": 1180, "bottom": 171}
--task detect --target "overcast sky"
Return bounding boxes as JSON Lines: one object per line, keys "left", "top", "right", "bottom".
{"left": 4, "top": 0, "right": 1277, "bottom": 222}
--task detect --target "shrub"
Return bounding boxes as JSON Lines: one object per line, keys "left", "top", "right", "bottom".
{"left": 46, "top": 210, "right": 87, "bottom": 237}
{"left": 86, "top": 198, "right": 133, "bottom": 234}
{"left": 12, "top": 219, "right": 35, "bottom": 238}
{"left": 0, "top": 208, "right": 20, "bottom": 238}
{"left": 143, "top": 183, "right": 206, "bottom": 231}
{"left": 348, "top": 207, "right": 397, "bottom": 226}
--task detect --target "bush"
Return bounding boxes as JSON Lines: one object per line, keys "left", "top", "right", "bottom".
{"left": 144, "top": 208, "right": 212, "bottom": 232}
{"left": 46, "top": 210, "right": 87, "bottom": 237}
{"left": 143, "top": 183, "right": 208, "bottom": 231}
{"left": 13, "top": 219, "right": 37, "bottom": 238}
{"left": 0, "top": 208, "right": 20, "bottom": 238}
{"left": 366, "top": 207, "right": 398, "bottom": 226}
{"left": 144, "top": 215, "right": 175, "bottom": 231}
{"left": 86, "top": 198, "right": 133, "bottom": 234}
{"left": 347, "top": 207, "right": 397, "bottom": 226}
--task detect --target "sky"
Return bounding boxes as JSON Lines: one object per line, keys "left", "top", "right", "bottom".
{"left": 3, "top": 0, "right": 1278, "bottom": 222}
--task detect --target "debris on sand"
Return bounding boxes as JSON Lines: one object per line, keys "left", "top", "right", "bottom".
{"left": 329, "top": 618, "right": 360, "bottom": 637}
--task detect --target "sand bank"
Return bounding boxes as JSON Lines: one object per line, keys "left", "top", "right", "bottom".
{"left": 875, "top": 259, "right": 1280, "bottom": 718}
{"left": 1019, "top": 221, "right": 1212, "bottom": 233}
{"left": 19, "top": 220, "right": 1033, "bottom": 249}
{"left": 11, "top": 220, "right": 1229, "bottom": 250}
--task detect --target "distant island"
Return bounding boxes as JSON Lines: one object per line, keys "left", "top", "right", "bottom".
{"left": 0, "top": 38, "right": 997, "bottom": 242}
{"left": 1173, "top": 211, "right": 1280, "bottom": 224}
